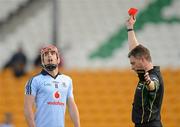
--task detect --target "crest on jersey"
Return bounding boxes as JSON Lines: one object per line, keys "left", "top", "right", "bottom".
{"left": 55, "top": 83, "right": 58, "bottom": 88}
{"left": 53, "top": 91, "right": 61, "bottom": 100}
{"left": 62, "top": 82, "right": 66, "bottom": 87}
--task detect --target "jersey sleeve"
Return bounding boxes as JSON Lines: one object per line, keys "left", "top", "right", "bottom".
{"left": 67, "top": 78, "right": 74, "bottom": 99}
{"left": 25, "top": 77, "right": 38, "bottom": 96}
{"left": 148, "top": 74, "right": 160, "bottom": 96}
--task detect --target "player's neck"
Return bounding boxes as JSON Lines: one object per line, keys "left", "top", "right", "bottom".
{"left": 47, "top": 68, "right": 59, "bottom": 77}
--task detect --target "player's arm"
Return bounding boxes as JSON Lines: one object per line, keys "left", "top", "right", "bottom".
{"left": 67, "top": 97, "right": 80, "bottom": 127}
{"left": 24, "top": 95, "right": 36, "bottom": 127}
{"left": 126, "top": 16, "right": 139, "bottom": 51}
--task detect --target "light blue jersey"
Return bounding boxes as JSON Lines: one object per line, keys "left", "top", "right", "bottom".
{"left": 25, "top": 70, "right": 74, "bottom": 127}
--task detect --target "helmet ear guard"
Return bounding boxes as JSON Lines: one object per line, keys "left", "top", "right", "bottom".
{"left": 40, "top": 44, "right": 60, "bottom": 71}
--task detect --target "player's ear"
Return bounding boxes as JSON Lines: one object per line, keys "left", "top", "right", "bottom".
{"left": 57, "top": 55, "right": 60, "bottom": 64}
{"left": 41, "top": 55, "right": 45, "bottom": 65}
{"left": 58, "top": 58, "right": 60, "bottom": 64}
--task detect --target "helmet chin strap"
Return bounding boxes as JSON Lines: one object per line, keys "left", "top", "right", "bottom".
{"left": 42, "top": 64, "right": 57, "bottom": 71}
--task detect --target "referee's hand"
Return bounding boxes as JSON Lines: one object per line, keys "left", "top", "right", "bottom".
{"left": 144, "top": 72, "right": 152, "bottom": 85}
{"left": 126, "top": 16, "right": 136, "bottom": 29}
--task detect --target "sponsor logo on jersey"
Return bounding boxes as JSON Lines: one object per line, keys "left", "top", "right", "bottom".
{"left": 47, "top": 91, "right": 64, "bottom": 106}
{"left": 53, "top": 91, "right": 61, "bottom": 100}
{"left": 47, "top": 101, "right": 64, "bottom": 105}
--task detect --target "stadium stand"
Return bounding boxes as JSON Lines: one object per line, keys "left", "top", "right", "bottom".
{"left": 0, "top": 0, "right": 29, "bottom": 21}
{"left": 0, "top": 69, "right": 180, "bottom": 127}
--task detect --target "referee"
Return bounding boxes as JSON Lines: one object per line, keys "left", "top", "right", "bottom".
{"left": 126, "top": 16, "right": 164, "bottom": 127}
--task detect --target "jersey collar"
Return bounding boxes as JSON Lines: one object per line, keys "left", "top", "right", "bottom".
{"left": 148, "top": 66, "right": 160, "bottom": 73}
{"left": 41, "top": 69, "right": 61, "bottom": 79}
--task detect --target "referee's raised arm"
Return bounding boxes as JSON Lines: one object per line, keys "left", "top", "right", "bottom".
{"left": 126, "top": 16, "right": 139, "bottom": 51}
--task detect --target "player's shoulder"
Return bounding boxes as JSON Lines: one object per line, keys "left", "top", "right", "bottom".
{"left": 27, "top": 72, "right": 43, "bottom": 82}
{"left": 60, "top": 73, "right": 72, "bottom": 81}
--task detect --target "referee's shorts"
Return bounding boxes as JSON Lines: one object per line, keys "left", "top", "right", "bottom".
{"left": 135, "top": 120, "right": 162, "bottom": 127}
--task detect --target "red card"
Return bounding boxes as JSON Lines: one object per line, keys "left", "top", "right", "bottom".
{"left": 128, "top": 8, "right": 138, "bottom": 16}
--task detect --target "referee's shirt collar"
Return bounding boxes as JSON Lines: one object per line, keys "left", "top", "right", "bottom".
{"left": 148, "top": 66, "right": 160, "bottom": 73}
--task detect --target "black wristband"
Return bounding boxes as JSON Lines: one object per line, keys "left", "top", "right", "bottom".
{"left": 127, "top": 29, "right": 133, "bottom": 32}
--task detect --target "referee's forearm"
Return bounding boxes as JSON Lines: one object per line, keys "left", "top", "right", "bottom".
{"left": 128, "top": 30, "right": 139, "bottom": 51}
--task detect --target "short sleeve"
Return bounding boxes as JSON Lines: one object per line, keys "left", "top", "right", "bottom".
{"left": 67, "top": 78, "right": 74, "bottom": 99}
{"left": 25, "top": 77, "right": 38, "bottom": 96}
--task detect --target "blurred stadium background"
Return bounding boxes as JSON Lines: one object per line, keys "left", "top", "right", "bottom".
{"left": 0, "top": 0, "right": 180, "bottom": 126}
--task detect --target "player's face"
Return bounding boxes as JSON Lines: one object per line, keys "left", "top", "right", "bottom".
{"left": 129, "top": 56, "right": 144, "bottom": 71}
{"left": 43, "top": 50, "right": 59, "bottom": 65}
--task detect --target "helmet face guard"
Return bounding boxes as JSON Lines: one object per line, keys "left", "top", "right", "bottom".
{"left": 40, "top": 44, "right": 60, "bottom": 71}
{"left": 44, "top": 64, "right": 57, "bottom": 71}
